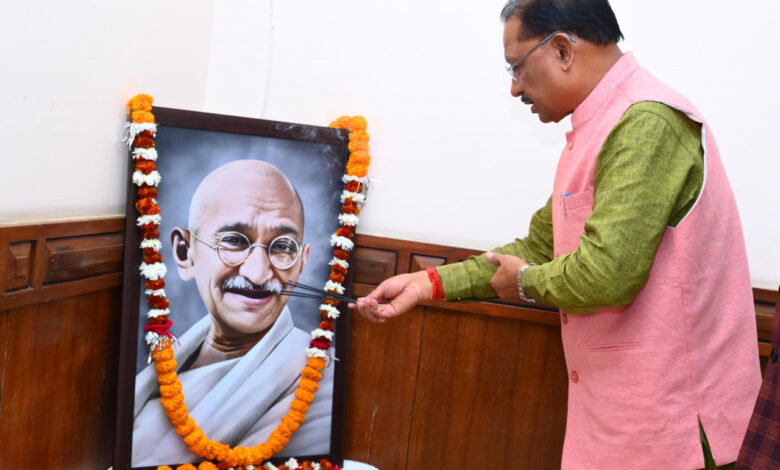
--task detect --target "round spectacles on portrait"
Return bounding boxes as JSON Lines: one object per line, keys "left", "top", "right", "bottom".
{"left": 190, "top": 231, "right": 302, "bottom": 270}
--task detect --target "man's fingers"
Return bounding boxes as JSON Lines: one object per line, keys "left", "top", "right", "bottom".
{"left": 485, "top": 251, "right": 502, "bottom": 266}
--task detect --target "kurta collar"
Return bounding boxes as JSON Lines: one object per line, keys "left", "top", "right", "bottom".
{"left": 570, "top": 51, "right": 640, "bottom": 131}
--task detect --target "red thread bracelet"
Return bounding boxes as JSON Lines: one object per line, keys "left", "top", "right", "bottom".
{"left": 426, "top": 268, "right": 445, "bottom": 300}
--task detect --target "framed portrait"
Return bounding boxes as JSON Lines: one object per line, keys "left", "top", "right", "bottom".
{"left": 114, "top": 108, "right": 353, "bottom": 469}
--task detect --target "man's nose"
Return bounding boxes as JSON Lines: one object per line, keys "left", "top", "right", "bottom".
{"left": 238, "top": 247, "right": 274, "bottom": 284}
{"left": 510, "top": 77, "right": 523, "bottom": 98}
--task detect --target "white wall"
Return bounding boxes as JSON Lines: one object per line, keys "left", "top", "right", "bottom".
{"left": 203, "top": 0, "right": 780, "bottom": 288}
{"left": 1, "top": 0, "right": 778, "bottom": 288}
{"left": 0, "top": 1, "right": 214, "bottom": 222}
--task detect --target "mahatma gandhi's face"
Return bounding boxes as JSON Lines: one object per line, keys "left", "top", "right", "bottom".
{"left": 175, "top": 162, "right": 308, "bottom": 338}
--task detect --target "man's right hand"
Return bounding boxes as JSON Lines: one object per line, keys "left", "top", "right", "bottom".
{"left": 351, "top": 270, "right": 433, "bottom": 322}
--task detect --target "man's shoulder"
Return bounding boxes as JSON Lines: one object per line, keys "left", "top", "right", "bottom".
{"left": 620, "top": 101, "right": 701, "bottom": 140}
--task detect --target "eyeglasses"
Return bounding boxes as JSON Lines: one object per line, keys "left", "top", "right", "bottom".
{"left": 190, "top": 231, "right": 302, "bottom": 270}
{"left": 505, "top": 30, "right": 577, "bottom": 81}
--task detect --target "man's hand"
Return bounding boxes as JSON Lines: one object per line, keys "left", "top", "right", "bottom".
{"left": 486, "top": 252, "right": 528, "bottom": 303}
{"left": 350, "top": 270, "right": 432, "bottom": 322}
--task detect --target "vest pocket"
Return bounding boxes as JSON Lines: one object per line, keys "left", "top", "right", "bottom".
{"left": 554, "top": 189, "right": 594, "bottom": 256}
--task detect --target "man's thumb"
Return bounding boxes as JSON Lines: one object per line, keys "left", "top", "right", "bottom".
{"left": 485, "top": 251, "right": 501, "bottom": 266}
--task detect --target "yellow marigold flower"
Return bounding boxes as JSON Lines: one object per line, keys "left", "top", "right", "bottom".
{"left": 127, "top": 94, "right": 154, "bottom": 112}
{"left": 132, "top": 110, "right": 155, "bottom": 123}
{"left": 299, "top": 378, "right": 320, "bottom": 393}
{"left": 295, "top": 388, "right": 315, "bottom": 403}
{"left": 156, "top": 371, "right": 179, "bottom": 385}
{"left": 288, "top": 409, "right": 306, "bottom": 423}
{"left": 306, "top": 357, "right": 326, "bottom": 371}
{"left": 301, "top": 367, "right": 322, "bottom": 381}
{"left": 155, "top": 358, "right": 177, "bottom": 373}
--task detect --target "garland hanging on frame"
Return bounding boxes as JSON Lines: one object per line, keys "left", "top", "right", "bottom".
{"left": 126, "top": 94, "right": 369, "bottom": 470}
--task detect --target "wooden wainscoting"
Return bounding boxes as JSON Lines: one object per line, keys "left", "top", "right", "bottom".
{"left": 0, "top": 217, "right": 125, "bottom": 470}
{"left": 0, "top": 219, "right": 775, "bottom": 470}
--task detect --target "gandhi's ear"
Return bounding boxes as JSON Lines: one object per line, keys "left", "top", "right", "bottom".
{"left": 171, "top": 227, "right": 195, "bottom": 281}
{"left": 296, "top": 243, "right": 311, "bottom": 276}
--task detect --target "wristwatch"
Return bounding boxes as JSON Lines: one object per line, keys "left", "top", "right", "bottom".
{"left": 517, "top": 263, "right": 537, "bottom": 303}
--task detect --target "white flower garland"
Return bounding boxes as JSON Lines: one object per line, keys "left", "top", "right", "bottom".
{"left": 337, "top": 213, "right": 359, "bottom": 226}
{"left": 132, "top": 170, "right": 161, "bottom": 187}
{"left": 140, "top": 238, "right": 162, "bottom": 251}
{"left": 330, "top": 234, "right": 354, "bottom": 251}
{"left": 137, "top": 214, "right": 162, "bottom": 226}
{"left": 139, "top": 262, "right": 167, "bottom": 280}
{"left": 319, "top": 304, "right": 340, "bottom": 319}
{"left": 132, "top": 147, "right": 158, "bottom": 161}
{"left": 340, "top": 190, "right": 366, "bottom": 204}
{"left": 324, "top": 280, "right": 345, "bottom": 295}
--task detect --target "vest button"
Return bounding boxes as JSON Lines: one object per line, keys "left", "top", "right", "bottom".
{"left": 570, "top": 371, "right": 579, "bottom": 383}
{"left": 561, "top": 313, "right": 568, "bottom": 324}
{"left": 771, "top": 349, "right": 778, "bottom": 363}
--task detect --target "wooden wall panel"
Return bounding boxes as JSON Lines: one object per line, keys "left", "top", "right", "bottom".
{"left": 406, "top": 307, "right": 568, "bottom": 469}
{"left": 0, "top": 288, "right": 120, "bottom": 469}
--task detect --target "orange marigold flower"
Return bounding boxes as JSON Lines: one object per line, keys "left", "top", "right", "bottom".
{"left": 349, "top": 129, "right": 369, "bottom": 143}
{"left": 157, "top": 467, "right": 173, "bottom": 470}
{"left": 290, "top": 399, "right": 309, "bottom": 413}
{"left": 148, "top": 295, "right": 170, "bottom": 309}
{"left": 320, "top": 459, "right": 333, "bottom": 470}
{"left": 328, "top": 274, "right": 346, "bottom": 284}
{"left": 295, "top": 388, "right": 315, "bottom": 403}
{"left": 133, "top": 136, "right": 156, "bottom": 148}
{"left": 349, "top": 150, "right": 369, "bottom": 162}
{"left": 135, "top": 160, "right": 157, "bottom": 174}
{"left": 155, "top": 359, "right": 177, "bottom": 374}
{"left": 167, "top": 407, "right": 190, "bottom": 426}
{"left": 146, "top": 278, "right": 166, "bottom": 290}
{"left": 302, "top": 366, "right": 323, "bottom": 381}
{"left": 136, "top": 197, "right": 161, "bottom": 215}
{"left": 299, "top": 378, "right": 320, "bottom": 393}
{"left": 348, "top": 141, "right": 368, "bottom": 153}
{"left": 159, "top": 382, "right": 183, "bottom": 397}
{"left": 157, "top": 370, "right": 179, "bottom": 385}
{"left": 175, "top": 417, "right": 197, "bottom": 436}
{"left": 138, "top": 186, "right": 158, "bottom": 198}
{"left": 288, "top": 409, "right": 306, "bottom": 423}
{"left": 142, "top": 229, "right": 161, "bottom": 239}
{"left": 318, "top": 320, "right": 333, "bottom": 330}
{"left": 143, "top": 247, "right": 160, "bottom": 257}
{"left": 175, "top": 464, "right": 197, "bottom": 470}
{"left": 132, "top": 110, "right": 155, "bottom": 123}
{"left": 145, "top": 253, "right": 164, "bottom": 264}
{"left": 152, "top": 344, "right": 174, "bottom": 360}
{"left": 282, "top": 415, "right": 301, "bottom": 432}
{"left": 127, "top": 94, "right": 154, "bottom": 112}
{"left": 348, "top": 116, "right": 367, "bottom": 131}
{"left": 336, "top": 226, "right": 354, "bottom": 237}
{"left": 198, "top": 461, "right": 218, "bottom": 470}
{"left": 183, "top": 429, "right": 206, "bottom": 447}
{"left": 307, "top": 357, "right": 326, "bottom": 371}
{"left": 346, "top": 163, "right": 368, "bottom": 177}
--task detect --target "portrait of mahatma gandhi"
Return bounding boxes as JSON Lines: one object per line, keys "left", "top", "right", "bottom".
{"left": 131, "top": 159, "right": 335, "bottom": 467}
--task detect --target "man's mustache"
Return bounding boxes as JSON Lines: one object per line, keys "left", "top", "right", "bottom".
{"left": 222, "top": 277, "right": 283, "bottom": 295}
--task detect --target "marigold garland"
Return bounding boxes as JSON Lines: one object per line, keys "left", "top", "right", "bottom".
{"left": 126, "top": 94, "right": 367, "bottom": 469}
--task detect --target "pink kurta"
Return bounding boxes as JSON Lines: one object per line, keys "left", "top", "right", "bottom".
{"left": 553, "top": 53, "right": 761, "bottom": 469}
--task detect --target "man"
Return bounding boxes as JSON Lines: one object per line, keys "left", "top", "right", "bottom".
{"left": 132, "top": 160, "right": 333, "bottom": 466}
{"left": 354, "top": 1, "right": 760, "bottom": 468}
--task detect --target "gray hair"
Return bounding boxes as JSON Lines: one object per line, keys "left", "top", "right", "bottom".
{"left": 500, "top": 0, "right": 525, "bottom": 22}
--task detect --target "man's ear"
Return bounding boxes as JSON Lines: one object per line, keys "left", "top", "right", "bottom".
{"left": 171, "top": 227, "right": 195, "bottom": 281}
{"left": 296, "top": 243, "right": 311, "bottom": 276}
{"left": 551, "top": 34, "right": 575, "bottom": 71}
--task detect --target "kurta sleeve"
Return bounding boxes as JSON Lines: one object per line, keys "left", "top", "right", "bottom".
{"left": 435, "top": 196, "right": 554, "bottom": 301}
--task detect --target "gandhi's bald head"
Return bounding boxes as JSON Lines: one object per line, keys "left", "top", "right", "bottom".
{"left": 188, "top": 160, "right": 304, "bottom": 234}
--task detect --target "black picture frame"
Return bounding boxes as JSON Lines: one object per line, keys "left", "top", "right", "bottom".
{"left": 113, "top": 107, "right": 353, "bottom": 470}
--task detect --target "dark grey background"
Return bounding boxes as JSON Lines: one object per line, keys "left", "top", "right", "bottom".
{"left": 135, "top": 125, "right": 346, "bottom": 372}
